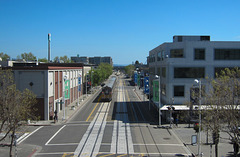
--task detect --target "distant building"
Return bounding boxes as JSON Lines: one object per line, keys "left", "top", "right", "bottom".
{"left": 71, "top": 55, "right": 113, "bottom": 66}
{"left": 71, "top": 56, "right": 89, "bottom": 64}
{"left": 149, "top": 35, "right": 240, "bottom": 107}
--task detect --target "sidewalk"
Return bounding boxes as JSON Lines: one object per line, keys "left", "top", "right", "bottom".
{"left": 28, "top": 86, "right": 101, "bottom": 126}
{"left": 134, "top": 86, "right": 234, "bottom": 157}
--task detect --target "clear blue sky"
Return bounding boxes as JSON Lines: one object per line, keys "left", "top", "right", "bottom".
{"left": 1, "top": 0, "right": 240, "bottom": 65}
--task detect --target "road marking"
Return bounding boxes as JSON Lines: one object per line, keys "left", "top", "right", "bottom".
{"left": 74, "top": 102, "right": 110, "bottom": 157}
{"left": 111, "top": 80, "right": 134, "bottom": 154}
{"left": 86, "top": 96, "right": 102, "bottom": 122}
{"left": 18, "top": 126, "right": 43, "bottom": 144}
{"left": 45, "top": 125, "right": 66, "bottom": 145}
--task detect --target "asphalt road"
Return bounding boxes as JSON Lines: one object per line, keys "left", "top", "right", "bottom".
{"left": 2, "top": 75, "right": 192, "bottom": 157}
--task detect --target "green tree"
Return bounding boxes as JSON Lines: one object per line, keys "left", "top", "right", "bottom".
{"left": 20, "top": 52, "right": 37, "bottom": 61}
{"left": 60, "top": 55, "right": 71, "bottom": 63}
{"left": 53, "top": 56, "right": 60, "bottom": 63}
{"left": 200, "top": 68, "right": 240, "bottom": 157}
{"left": 38, "top": 57, "right": 48, "bottom": 63}
{"left": 124, "top": 64, "right": 135, "bottom": 77}
{"left": 0, "top": 52, "right": 10, "bottom": 61}
{"left": 91, "top": 63, "right": 113, "bottom": 86}
{"left": 0, "top": 69, "right": 37, "bottom": 156}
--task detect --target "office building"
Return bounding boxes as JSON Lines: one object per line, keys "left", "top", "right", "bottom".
{"left": 149, "top": 35, "right": 240, "bottom": 108}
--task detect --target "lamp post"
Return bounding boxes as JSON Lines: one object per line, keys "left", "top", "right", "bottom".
{"left": 170, "top": 97, "right": 174, "bottom": 128}
{"left": 91, "top": 71, "right": 94, "bottom": 95}
{"left": 194, "top": 79, "right": 202, "bottom": 157}
{"left": 77, "top": 72, "right": 82, "bottom": 106}
{"left": 155, "top": 75, "right": 161, "bottom": 127}
{"left": 86, "top": 72, "right": 89, "bottom": 97}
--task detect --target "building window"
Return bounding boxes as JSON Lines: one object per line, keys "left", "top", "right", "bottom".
{"left": 149, "top": 54, "right": 156, "bottom": 62}
{"left": 162, "top": 67, "right": 166, "bottom": 78}
{"left": 174, "top": 67, "right": 205, "bottom": 78}
{"left": 170, "top": 49, "right": 184, "bottom": 58}
{"left": 174, "top": 86, "right": 184, "bottom": 97}
{"left": 200, "top": 36, "right": 210, "bottom": 41}
{"left": 157, "top": 68, "right": 161, "bottom": 76}
{"left": 157, "top": 52, "right": 161, "bottom": 61}
{"left": 214, "top": 49, "right": 240, "bottom": 60}
{"left": 194, "top": 49, "right": 205, "bottom": 60}
{"left": 161, "top": 84, "right": 166, "bottom": 96}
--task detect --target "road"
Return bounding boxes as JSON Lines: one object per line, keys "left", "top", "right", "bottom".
{"left": 10, "top": 75, "right": 192, "bottom": 157}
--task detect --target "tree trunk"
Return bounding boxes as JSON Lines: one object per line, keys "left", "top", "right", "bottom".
{"left": 215, "top": 143, "right": 218, "bottom": 157}
{"left": 9, "top": 130, "right": 15, "bottom": 157}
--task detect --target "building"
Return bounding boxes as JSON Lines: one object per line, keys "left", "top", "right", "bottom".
{"left": 149, "top": 35, "right": 240, "bottom": 108}
{"left": 71, "top": 55, "right": 113, "bottom": 66}
{"left": 7, "top": 63, "right": 87, "bottom": 120}
{"left": 71, "top": 56, "right": 89, "bottom": 64}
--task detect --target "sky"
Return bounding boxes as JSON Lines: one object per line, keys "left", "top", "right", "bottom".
{"left": 1, "top": 0, "right": 240, "bottom": 65}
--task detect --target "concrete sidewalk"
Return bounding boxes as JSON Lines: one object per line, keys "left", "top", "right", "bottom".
{"left": 134, "top": 86, "right": 235, "bottom": 157}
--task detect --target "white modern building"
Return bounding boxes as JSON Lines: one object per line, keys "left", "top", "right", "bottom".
{"left": 149, "top": 35, "right": 240, "bottom": 109}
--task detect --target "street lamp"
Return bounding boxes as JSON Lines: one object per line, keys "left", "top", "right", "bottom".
{"left": 194, "top": 79, "right": 202, "bottom": 157}
{"left": 77, "top": 72, "right": 82, "bottom": 106}
{"left": 86, "top": 72, "right": 89, "bottom": 97}
{"left": 155, "top": 75, "right": 161, "bottom": 127}
{"left": 91, "top": 71, "right": 94, "bottom": 95}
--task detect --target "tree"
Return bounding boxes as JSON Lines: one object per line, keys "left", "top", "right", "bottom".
{"left": 53, "top": 56, "right": 60, "bottom": 63}
{"left": 0, "top": 69, "right": 37, "bottom": 156}
{"left": 38, "top": 57, "right": 48, "bottom": 63}
{"left": 91, "top": 63, "right": 113, "bottom": 86}
{"left": 19, "top": 52, "right": 36, "bottom": 61}
{"left": 0, "top": 52, "right": 10, "bottom": 61}
{"left": 201, "top": 68, "right": 240, "bottom": 157}
{"left": 60, "top": 55, "right": 71, "bottom": 63}
{"left": 124, "top": 64, "right": 135, "bottom": 77}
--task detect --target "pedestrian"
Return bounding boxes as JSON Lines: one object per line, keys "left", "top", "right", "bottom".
{"left": 54, "top": 110, "right": 58, "bottom": 123}
{"left": 175, "top": 116, "right": 179, "bottom": 127}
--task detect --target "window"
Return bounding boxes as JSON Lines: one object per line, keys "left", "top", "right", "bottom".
{"left": 162, "top": 67, "right": 166, "bottom": 78}
{"left": 214, "top": 49, "right": 240, "bottom": 60}
{"left": 178, "top": 36, "right": 182, "bottom": 42}
{"left": 157, "top": 68, "right": 161, "bottom": 76}
{"left": 149, "top": 54, "right": 156, "bottom": 63}
{"left": 174, "top": 67, "right": 205, "bottom": 78}
{"left": 170, "top": 49, "right": 184, "bottom": 58}
{"left": 174, "top": 86, "right": 184, "bottom": 97}
{"left": 194, "top": 49, "right": 205, "bottom": 60}
{"left": 161, "top": 84, "right": 166, "bottom": 96}
{"left": 200, "top": 36, "right": 210, "bottom": 41}
{"left": 157, "top": 52, "right": 161, "bottom": 61}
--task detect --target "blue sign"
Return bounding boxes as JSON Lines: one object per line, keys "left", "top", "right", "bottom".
{"left": 78, "top": 77, "right": 81, "bottom": 92}
{"left": 134, "top": 72, "right": 138, "bottom": 85}
{"left": 144, "top": 76, "right": 149, "bottom": 94}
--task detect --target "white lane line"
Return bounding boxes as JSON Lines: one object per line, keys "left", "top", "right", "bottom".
{"left": 74, "top": 102, "right": 110, "bottom": 157}
{"left": 17, "top": 126, "right": 43, "bottom": 145}
{"left": 46, "top": 143, "right": 79, "bottom": 146}
{"left": 45, "top": 125, "right": 66, "bottom": 145}
{"left": 110, "top": 80, "right": 134, "bottom": 154}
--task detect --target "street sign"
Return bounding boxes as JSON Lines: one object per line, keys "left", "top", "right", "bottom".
{"left": 78, "top": 76, "right": 81, "bottom": 92}
{"left": 191, "top": 135, "right": 197, "bottom": 145}
{"left": 144, "top": 76, "right": 149, "bottom": 94}
{"left": 64, "top": 80, "right": 70, "bottom": 99}
{"left": 134, "top": 71, "right": 138, "bottom": 85}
